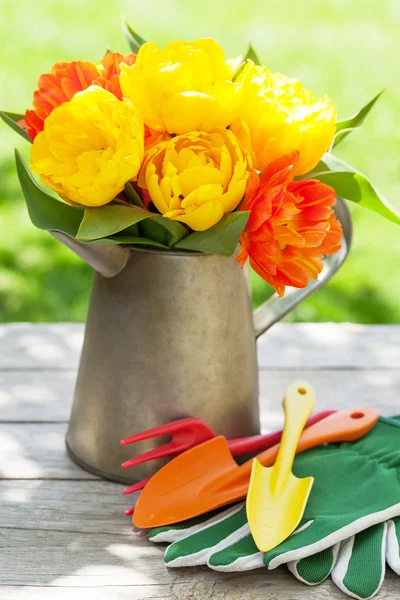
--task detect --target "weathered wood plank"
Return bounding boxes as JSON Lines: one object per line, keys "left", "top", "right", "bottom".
{"left": 0, "top": 480, "right": 128, "bottom": 534}
{"left": 257, "top": 322, "right": 400, "bottom": 369}
{"left": 0, "top": 528, "right": 398, "bottom": 598}
{"left": 0, "top": 323, "right": 82, "bottom": 370}
{"left": 1, "top": 367, "right": 399, "bottom": 424}
{"left": 0, "top": 423, "right": 97, "bottom": 479}
{"left": 0, "top": 479, "right": 398, "bottom": 597}
{"left": 2, "top": 323, "right": 400, "bottom": 370}
{"left": 0, "top": 370, "right": 75, "bottom": 422}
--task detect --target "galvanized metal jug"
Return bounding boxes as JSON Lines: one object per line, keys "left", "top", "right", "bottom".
{"left": 62, "top": 197, "right": 352, "bottom": 483}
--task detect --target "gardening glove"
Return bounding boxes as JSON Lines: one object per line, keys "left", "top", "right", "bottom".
{"left": 147, "top": 416, "right": 400, "bottom": 573}
{"left": 289, "top": 412, "right": 400, "bottom": 598}
{"left": 288, "top": 518, "right": 400, "bottom": 599}
{"left": 209, "top": 416, "right": 400, "bottom": 572}
{"left": 149, "top": 502, "right": 248, "bottom": 567}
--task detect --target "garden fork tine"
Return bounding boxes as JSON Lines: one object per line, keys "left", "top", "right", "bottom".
{"left": 120, "top": 417, "right": 215, "bottom": 470}
{"left": 125, "top": 506, "right": 136, "bottom": 517}
{"left": 121, "top": 417, "right": 216, "bottom": 515}
{"left": 123, "top": 477, "right": 152, "bottom": 513}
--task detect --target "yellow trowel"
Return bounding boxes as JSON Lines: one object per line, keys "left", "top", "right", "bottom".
{"left": 246, "top": 381, "right": 316, "bottom": 552}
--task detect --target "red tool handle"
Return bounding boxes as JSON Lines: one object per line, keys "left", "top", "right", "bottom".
{"left": 227, "top": 409, "right": 335, "bottom": 456}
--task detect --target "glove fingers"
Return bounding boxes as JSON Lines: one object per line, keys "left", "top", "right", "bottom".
{"left": 208, "top": 533, "right": 263, "bottom": 572}
{"left": 148, "top": 506, "right": 235, "bottom": 543}
{"left": 386, "top": 517, "right": 400, "bottom": 574}
{"left": 332, "top": 522, "right": 387, "bottom": 600}
{"left": 164, "top": 503, "right": 247, "bottom": 567}
{"left": 264, "top": 518, "right": 322, "bottom": 569}
{"left": 288, "top": 544, "right": 340, "bottom": 585}
{"left": 208, "top": 514, "right": 318, "bottom": 573}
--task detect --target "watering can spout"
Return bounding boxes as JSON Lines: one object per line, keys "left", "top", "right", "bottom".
{"left": 51, "top": 231, "right": 129, "bottom": 278}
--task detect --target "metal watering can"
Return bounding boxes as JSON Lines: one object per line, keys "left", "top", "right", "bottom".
{"left": 59, "top": 197, "right": 352, "bottom": 483}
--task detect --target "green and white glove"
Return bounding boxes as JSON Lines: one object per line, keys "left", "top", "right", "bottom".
{"left": 150, "top": 512, "right": 400, "bottom": 599}
{"left": 148, "top": 416, "right": 400, "bottom": 578}
{"left": 289, "top": 518, "right": 400, "bottom": 599}
{"left": 149, "top": 502, "right": 247, "bottom": 566}
{"left": 289, "top": 416, "right": 400, "bottom": 599}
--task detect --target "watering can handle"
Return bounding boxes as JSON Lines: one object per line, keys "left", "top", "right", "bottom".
{"left": 253, "top": 196, "right": 353, "bottom": 338}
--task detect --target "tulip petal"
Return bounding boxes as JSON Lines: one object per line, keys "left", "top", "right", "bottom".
{"left": 121, "top": 39, "right": 243, "bottom": 135}
{"left": 179, "top": 166, "right": 223, "bottom": 196}
{"left": 236, "top": 152, "right": 342, "bottom": 296}
{"left": 31, "top": 86, "right": 144, "bottom": 206}
{"left": 120, "top": 60, "right": 164, "bottom": 131}
{"left": 233, "top": 62, "right": 336, "bottom": 176}
{"left": 165, "top": 200, "right": 224, "bottom": 231}
{"left": 145, "top": 167, "right": 170, "bottom": 214}
{"left": 220, "top": 177, "right": 247, "bottom": 214}
{"left": 181, "top": 184, "right": 224, "bottom": 208}
{"left": 162, "top": 92, "right": 222, "bottom": 134}
{"left": 138, "top": 127, "right": 249, "bottom": 232}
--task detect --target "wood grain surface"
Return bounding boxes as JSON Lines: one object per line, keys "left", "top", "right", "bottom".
{"left": 0, "top": 323, "right": 399, "bottom": 599}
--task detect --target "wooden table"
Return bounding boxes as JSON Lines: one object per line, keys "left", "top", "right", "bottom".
{"left": 1, "top": 323, "right": 399, "bottom": 599}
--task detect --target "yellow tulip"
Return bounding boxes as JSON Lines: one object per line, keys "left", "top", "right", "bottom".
{"left": 231, "top": 61, "right": 337, "bottom": 176}
{"left": 120, "top": 39, "right": 243, "bottom": 135}
{"left": 138, "top": 127, "right": 249, "bottom": 231}
{"left": 30, "top": 85, "right": 144, "bottom": 207}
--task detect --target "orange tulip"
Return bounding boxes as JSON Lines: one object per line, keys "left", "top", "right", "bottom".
{"left": 95, "top": 51, "right": 136, "bottom": 99}
{"left": 237, "top": 153, "right": 342, "bottom": 296}
{"left": 24, "top": 52, "right": 136, "bottom": 140}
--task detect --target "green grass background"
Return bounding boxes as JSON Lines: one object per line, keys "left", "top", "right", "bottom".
{"left": 1, "top": 0, "right": 399, "bottom": 323}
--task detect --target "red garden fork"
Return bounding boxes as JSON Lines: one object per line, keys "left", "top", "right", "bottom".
{"left": 120, "top": 409, "right": 335, "bottom": 516}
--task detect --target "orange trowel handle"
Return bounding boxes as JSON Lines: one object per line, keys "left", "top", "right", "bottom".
{"left": 257, "top": 406, "right": 379, "bottom": 467}
{"left": 223, "top": 407, "right": 380, "bottom": 497}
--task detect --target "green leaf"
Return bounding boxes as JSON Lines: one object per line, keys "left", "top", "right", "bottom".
{"left": 232, "top": 44, "right": 261, "bottom": 82}
{"left": 77, "top": 203, "right": 188, "bottom": 246}
{"left": 333, "top": 89, "right": 385, "bottom": 147}
{"left": 139, "top": 219, "right": 170, "bottom": 246}
{"left": 309, "top": 153, "right": 400, "bottom": 225}
{"left": 1, "top": 111, "right": 31, "bottom": 143}
{"left": 122, "top": 19, "right": 146, "bottom": 53}
{"left": 124, "top": 182, "right": 145, "bottom": 208}
{"left": 76, "top": 204, "right": 151, "bottom": 240}
{"left": 173, "top": 211, "right": 250, "bottom": 256}
{"left": 123, "top": 223, "right": 140, "bottom": 236}
{"left": 83, "top": 235, "right": 168, "bottom": 249}
{"left": 15, "top": 150, "right": 83, "bottom": 237}
{"left": 144, "top": 215, "right": 187, "bottom": 246}
{"left": 139, "top": 215, "right": 188, "bottom": 246}
{"left": 232, "top": 61, "right": 246, "bottom": 82}
{"left": 244, "top": 44, "right": 260, "bottom": 65}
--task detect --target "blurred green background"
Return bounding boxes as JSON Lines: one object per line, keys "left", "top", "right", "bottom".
{"left": 1, "top": 0, "right": 399, "bottom": 323}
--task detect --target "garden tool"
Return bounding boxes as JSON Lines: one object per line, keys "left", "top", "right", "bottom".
{"left": 146, "top": 412, "right": 380, "bottom": 568}
{"left": 133, "top": 406, "right": 378, "bottom": 528}
{"left": 286, "top": 414, "right": 400, "bottom": 598}
{"left": 156, "top": 415, "right": 399, "bottom": 576}
{"left": 120, "top": 409, "right": 335, "bottom": 515}
{"left": 288, "top": 518, "right": 400, "bottom": 599}
{"left": 246, "top": 381, "right": 315, "bottom": 552}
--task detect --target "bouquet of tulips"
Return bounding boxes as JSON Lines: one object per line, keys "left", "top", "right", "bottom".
{"left": 2, "top": 21, "right": 399, "bottom": 296}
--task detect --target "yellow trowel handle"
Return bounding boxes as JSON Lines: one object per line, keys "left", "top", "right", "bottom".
{"left": 270, "top": 381, "right": 316, "bottom": 494}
